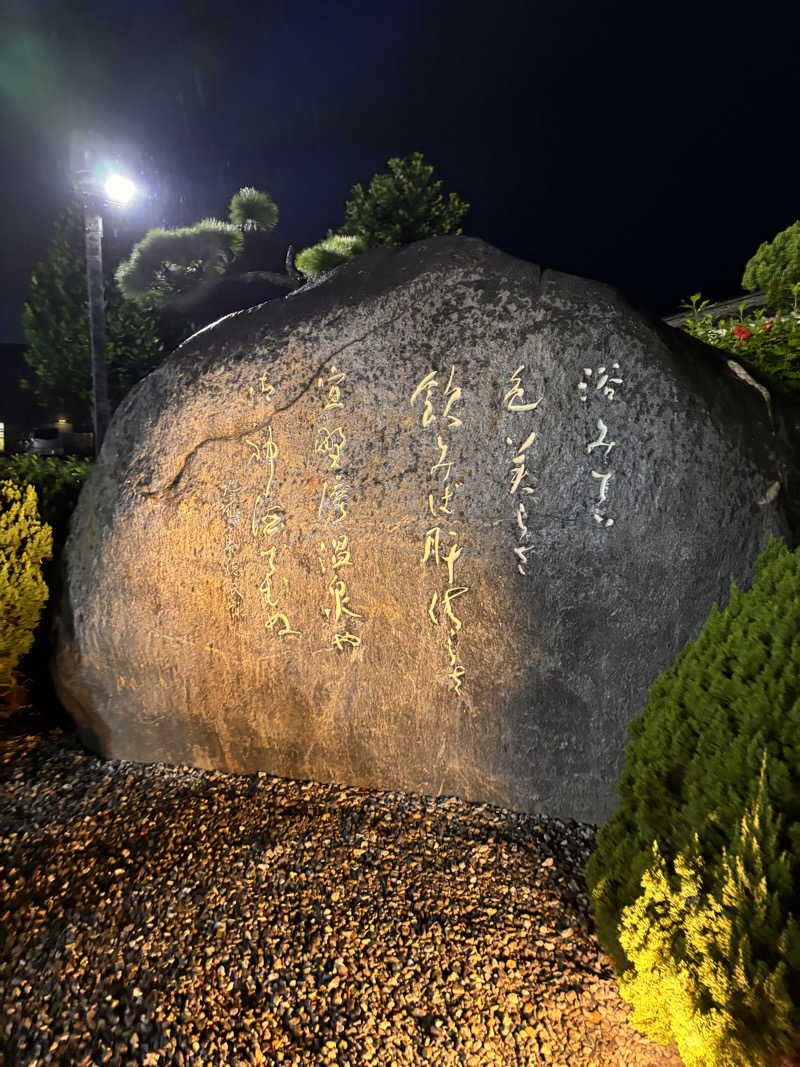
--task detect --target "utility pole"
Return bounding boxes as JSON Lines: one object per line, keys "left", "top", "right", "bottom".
{"left": 70, "top": 131, "right": 135, "bottom": 456}
{"left": 82, "top": 198, "right": 112, "bottom": 453}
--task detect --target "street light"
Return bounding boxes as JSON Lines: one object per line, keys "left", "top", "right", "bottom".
{"left": 72, "top": 141, "right": 137, "bottom": 455}
{"left": 104, "top": 173, "right": 136, "bottom": 206}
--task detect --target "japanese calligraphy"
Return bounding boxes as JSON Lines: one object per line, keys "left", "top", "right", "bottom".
{"left": 577, "top": 364, "right": 623, "bottom": 526}
{"left": 410, "top": 370, "right": 439, "bottom": 428}
{"left": 314, "top": 426, "right": 345, "bottom": 471}
{"left": 313, "top": 367, "right": 364, "bottom": 651}
{"left": 411, "top": 364, "right": 468, "bottom": 693}
{"left": 317, "top": 479, "right": 349, "bottom": 523}
{"left": 504, "top": 365, "right": 543, "bottom": 412}
{"left": 318, "top": 363, "right": 345, "bottom": 411}
{"left": 316, "top": 534, "right": 363, "bottom": 653}
{"left": 503, "top": 365, "right": 544, "bottom": 575}
{"left": 442, "top": 365, "right": 463, "bottom": 428}
{"left": 219, "top": 479, "right": 244, "bottom": 624}
{"left": 428, "top": 480, "right": 461, "bottom": 517}
{"left": 247, "top": 373, "right": 276, "bottom": 405}
{"left": 577, "top": 363, "right": 622, "bottom": 402}
{"left": 586, "top": 418, "right": 615, "bottom": 458}
{"left": 248, "top": 425, "right": 300, "bottom": 637}
{"left": 591, "top": 469, "right": 612, "bottom": 502}
{"left": 316, "top": 364, "right": 351, "bottom": 525}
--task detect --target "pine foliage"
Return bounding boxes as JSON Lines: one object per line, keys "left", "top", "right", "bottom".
{"left": 340, "top": 151, "right": 469, "bottom": 248}
{"left": 115, "top": 219, "right": 244, "bottom": 305}
{"left": 741, "top": 220, "right": 800, "bottom": 312}
{"left": 116, "top": 187, "right": 280, "bottom": 308}
{"left": 294, "top": 233, "right": 367, "bottom": 279}
{"left": 228, "top": 187, "right": 279, "bottom": 232}
{"left": 586, "top": 536, "right": 800, "bottom": 1063}
{"left": 0, "top": 481, "right": 52, "bottom": 691}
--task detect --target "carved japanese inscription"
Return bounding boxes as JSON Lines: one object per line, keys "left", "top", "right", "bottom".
{"left": 313, "top": 361, "right": 364, "bottom": 654}
{"left": 577, "top": 362, "right": 623, "bottom": 527}
{"left": 503, "top": 364, "right": 543, "bottom": 576}
{"left": 410, "top": 366, "right": 468, "bottom": 693}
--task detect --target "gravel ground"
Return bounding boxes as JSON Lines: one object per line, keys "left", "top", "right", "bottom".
{"left": 1, "top": 708, "right": 683, "bottom": 1066}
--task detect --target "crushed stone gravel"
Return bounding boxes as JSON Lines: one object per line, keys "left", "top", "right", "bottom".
{"left": 1, "top": 708, "right": 684, "bottom": 1066}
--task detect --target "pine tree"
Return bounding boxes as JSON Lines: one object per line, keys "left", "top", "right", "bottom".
{"left": 340, "top": 151, "right": 469, "bottom": 248}
{"left": 21, "top": 203, "right": 95, "bottom": 422}
{"left": 114, "top": 218, "right": 244, "bottom": 306}
{"left": 115, "top": 187, "right": 291, "bottom": 310}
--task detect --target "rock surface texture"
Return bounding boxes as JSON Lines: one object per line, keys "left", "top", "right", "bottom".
{"left": 52, "top": 236, "right": 800, "bottom": 823}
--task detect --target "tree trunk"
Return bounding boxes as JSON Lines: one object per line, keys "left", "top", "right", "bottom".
{"left": 161, "top": 270, "right": 295, "bottom": 317}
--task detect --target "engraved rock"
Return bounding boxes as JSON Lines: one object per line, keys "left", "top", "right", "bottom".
{"left": 52, "top": 236, "right": 800, "bottom": 822}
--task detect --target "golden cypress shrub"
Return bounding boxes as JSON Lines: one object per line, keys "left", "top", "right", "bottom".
{"left": 586, "top": 536, "right": 800, "bottom": 1064}
{"left": 0, "top": 480, "right": 53, "bottom": 693}
{"left": 617, "top": 756, "right": 799, "bottom": 1066}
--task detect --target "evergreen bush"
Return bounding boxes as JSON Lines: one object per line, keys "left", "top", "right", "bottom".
{"left": 586, "top": 536, "right": 800, "bottom": 1065}
{"left": 742, "top": 220, "right": 800, "bottom": 313}
{"left": 0, "top": 481, "right": 53, "bottom": 704}
{"left": 0, "top": 455, "right": 91, "bottom": 546}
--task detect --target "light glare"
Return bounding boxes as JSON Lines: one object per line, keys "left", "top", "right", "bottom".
{"left": 104, "top": 173, "right": 136, "bottom": 205}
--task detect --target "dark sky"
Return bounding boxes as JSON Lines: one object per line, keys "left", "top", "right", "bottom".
{"left": 2, "top": 0, "right": 798, "bottom": 342}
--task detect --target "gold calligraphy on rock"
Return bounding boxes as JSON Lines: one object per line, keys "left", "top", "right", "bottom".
{"left": 314, "top": 533, "right": 364, "bottom": 653}
{"left": 410, "top": 365, "right": 467, "bottom": 694}
{"left": 219, "top": 479, "right": 244, "bottom": 624}
{"left": 313, "top": 363, "right": 363, "bottom": 653}
{"left": 577, "top": 363, "right": 622, "bottom": 527}
{"left": 503, "top": 364, "right": 543, "bottom": 576}
{"left": 247, "top": 426, "right": 299, "bottom": 638}
{"left": 315, "top": 364, "right": 349, "bottom": 525}
{"left": 247, "top": 372, "right": 277, "bottom": 406}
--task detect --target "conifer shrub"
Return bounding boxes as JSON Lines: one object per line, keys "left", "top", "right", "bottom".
{"left": 586, "top": 536, "right": 800, "bottom": 1065}
{"left": 741, "top": 219, "right": 800, "bottom": 313}
{"left": 0, "top": 481, "right": 53, "bottom": 710}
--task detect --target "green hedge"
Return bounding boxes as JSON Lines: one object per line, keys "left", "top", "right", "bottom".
{"left": 0, "top": 454, "right": 91, "bottom": 546}
{"left": 587, "top": 536, "right": 800, "bottom": 1065}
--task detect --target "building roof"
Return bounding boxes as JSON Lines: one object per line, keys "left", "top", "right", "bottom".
{"left": 661, "top": 289, "right": 767, "bottom": 327}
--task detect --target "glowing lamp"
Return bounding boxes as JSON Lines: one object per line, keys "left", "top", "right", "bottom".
{"left": 104, "top": 173, "right": 136, "bottom": 205}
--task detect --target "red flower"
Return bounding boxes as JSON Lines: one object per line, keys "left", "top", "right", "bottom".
{"left": 733, "top": 325, "right": 751, "bottom": 341}
{"left": 763, "top": 319, "right": 774, "bottom": 332}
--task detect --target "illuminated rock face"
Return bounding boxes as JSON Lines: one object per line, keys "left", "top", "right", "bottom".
{"left": 52, "top": 236, "right": 800, "bottom": 822}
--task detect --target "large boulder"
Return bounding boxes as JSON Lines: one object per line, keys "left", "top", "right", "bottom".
{"left": 52, "top": 237, "right": 800, "bottom": 823}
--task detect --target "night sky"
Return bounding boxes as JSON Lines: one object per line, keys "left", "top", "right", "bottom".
{"left": 2, "top": 0, "right": 798, "bottom": 343}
